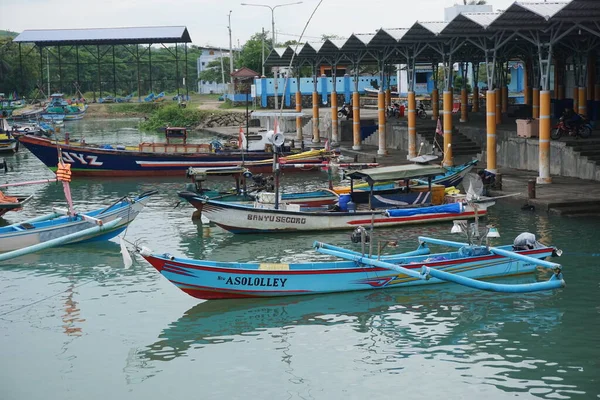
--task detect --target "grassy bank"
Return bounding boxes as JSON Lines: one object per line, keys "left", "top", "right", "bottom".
{"left": 138, "top": 104, "right": 226, "bottom": 131}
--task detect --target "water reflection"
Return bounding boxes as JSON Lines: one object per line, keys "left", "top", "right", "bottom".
{"left": 128, "top": 279, "right": 582, "bottom": 398}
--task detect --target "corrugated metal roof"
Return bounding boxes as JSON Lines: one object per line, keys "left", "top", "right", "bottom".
{"left": 549, "top": 0, "right": 600, "bottom": 21}
{"left": 462, "top": 12, "right": 502, "bottom": 28}
{"left": 418, "top": 22, "right": 448, "bottom": 35}
{"left": 13, "top": 26, "right": 191, "bottom": 44}
{"left": 517, "top": 1, "right": 569, "bottom": 20}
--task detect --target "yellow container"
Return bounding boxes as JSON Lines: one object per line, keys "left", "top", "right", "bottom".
{"left": 411, "top": 183, "right": 445, "bottom": 205}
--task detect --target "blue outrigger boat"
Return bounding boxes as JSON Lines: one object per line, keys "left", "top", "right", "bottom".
{"left": 0, "top": 191, "right": 155, "bottom": 261}
{"left": 140, "top": 231, "right": 565, "bottom": 300}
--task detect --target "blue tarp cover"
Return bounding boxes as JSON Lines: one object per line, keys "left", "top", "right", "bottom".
{"left": 385, "top": 203, "right": 461, "bottom": 217}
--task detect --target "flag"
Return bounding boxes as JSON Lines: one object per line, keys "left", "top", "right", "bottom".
{"left": 324, "top": 139, "right": 330, "bottom": 151}
{"left": 273, "top": 118, "right": 279, "bottom": 134}
{"left": 435, "top": 117, "right": 443, "bottom": 136}
{"left": 238, "top": 126, "right": 245, "bottom": 149}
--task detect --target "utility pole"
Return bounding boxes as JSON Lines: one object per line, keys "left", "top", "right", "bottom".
{"left": 261, "top": 27, "right": 265, "bottom": 77}
{"left": 228, "top": 10, "right": 234, "bottom": 83}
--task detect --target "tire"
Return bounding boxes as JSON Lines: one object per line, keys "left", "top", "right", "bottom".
{"left": 579, "top": 125, "right": 592, "bottom": 139}
{"left": 418, "top": 110, "right": 427, "bottom": 120}
{"left": 550, "top": 127, "right": 562, "bottom": 140}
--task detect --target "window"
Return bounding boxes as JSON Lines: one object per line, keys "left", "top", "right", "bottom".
{"left": 416, "top": 73, "right": 428, "bottom": 84}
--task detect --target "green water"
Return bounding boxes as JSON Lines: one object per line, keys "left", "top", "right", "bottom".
{"left": 1, "top": 118, "right": 599, "bottom": 399}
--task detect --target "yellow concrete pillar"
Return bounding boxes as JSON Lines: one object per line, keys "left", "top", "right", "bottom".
{"left": 431, "top": 89, "right": 439, "bottom": 120}
{"left": 331, "top": 91, "right": 338, "bottom": 143}
{"left": 573, "top": 87, "right": 579, "bottom": 111}
{"left": 502, "top": 86, "right": 508, "bottom": 114}
{"left": 578, "top": 87, "right": 587, "bottom": 116}
{"left": 496, "top": 87, "right": 502, "bottom": 125}
{"left": 472, "top": 86, "right": 479, "bottom": 113}
{"left": 443, "top": 90, "right": 453, "bottom": 167}
{"left": 486, "top": 89, "right": 497, "bottom": 174}
{"left": 295, "top": 91, "right": 303, "bottom": 142}
{"left": 312, "top": 91, "right": 320, "bottom": 143}
{"left": 352, "top": 91, "right": 361, "bottom": 150}
{"left": 377, "top": 91, "right": 387, "bottom": 155}
{"left": 532, "top": 88, "right": 540, "bottom": 119}
{"left": 537, "top": 90, "right": 552, "bottom": 184}
{"left": 408, "top": 91, "right": 416, "bottom": 158}
{"left": 460, "top": 88, "right": 468, "bottom": 123}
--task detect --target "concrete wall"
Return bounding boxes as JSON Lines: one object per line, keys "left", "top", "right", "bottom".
{"left": 459, "top": 126, "right": 600, "bottom": 182}
{"left": 360, "top": 121, "right": 600, "bottom": 181}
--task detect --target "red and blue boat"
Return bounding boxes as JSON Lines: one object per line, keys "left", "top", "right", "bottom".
{"left": 139, "top": 233, "right": 565, "bottom": 300}
{"left": 16, "top": 127, "right": 332, "bottom": 177}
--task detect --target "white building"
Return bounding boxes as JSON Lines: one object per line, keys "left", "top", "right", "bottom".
{"left": 444, "top": 4, "right": 493, "bottom": 22}
{"left": 197, "top": 47, "right": 232, "bottom": 94}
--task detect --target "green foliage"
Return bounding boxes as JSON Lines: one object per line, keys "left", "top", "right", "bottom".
{"left": 236, "top": 31, "right": 272, "bottom": 76}
{"left": 106, "top": 102, "right": 161, "bottom": 114}
{"left": 138, "top": 103, "right": 216, "bottom": 131}
{"left": 0, "top": 30, "right": 18, "bottom": 38}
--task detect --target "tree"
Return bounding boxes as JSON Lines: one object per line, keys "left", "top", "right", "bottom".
{"left": 198, "top": 57, "right": 231, "bottom": 84}
{"left": 236, "top": 31, "right": 272, "bottom": 77}
{"left": 463, "top": 0, "right": 487, "bottom": 4}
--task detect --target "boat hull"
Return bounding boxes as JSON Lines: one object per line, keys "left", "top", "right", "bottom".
{"left": 0, "top": 194, "right": 151, "bottom": 252}
{"left": 143, "top": 246, "right": 554, "bottom": 300}
{"left": 17, "top": 135, "right": 327, "bottom": 177}
{"left": 200, "top": 199, "right": 492, "bottom": 233}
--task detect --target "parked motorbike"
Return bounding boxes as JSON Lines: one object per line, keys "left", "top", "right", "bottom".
{"left": 417, "top": 103, "right": 428, "bottom": 120}
{"left": 551, "top": 114, "right": 592, "bottom": 139}
{"left": 338, "top": 103, "right": 352, "bottom": 119}
{"left": 386, "top": 103, "right": 401, "bottom": 118}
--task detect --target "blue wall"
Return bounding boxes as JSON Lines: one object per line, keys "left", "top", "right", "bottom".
{"left": 251, "top": 75, "right": 398, "bottom": 107}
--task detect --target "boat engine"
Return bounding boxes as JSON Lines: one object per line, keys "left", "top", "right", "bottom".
{"left": 351, "top": 226, "right": 370, "bottom": 244}
{"left": 513, "top": 232, "right": 542, "bottom": 250}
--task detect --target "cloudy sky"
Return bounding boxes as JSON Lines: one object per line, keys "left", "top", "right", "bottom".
{"left": 3, "top": 0, "right": 519, "bottom": 48}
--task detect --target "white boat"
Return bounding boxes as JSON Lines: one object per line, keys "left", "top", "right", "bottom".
{"left": 198, "top": 164, "right": 495, "bottom": 233}
{"left": 0, "top": 191, "right": 155, "bottom": 258}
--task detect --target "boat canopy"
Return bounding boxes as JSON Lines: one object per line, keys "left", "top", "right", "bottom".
{"left": 346, "top": 164, "right": 447, "bottom": 184}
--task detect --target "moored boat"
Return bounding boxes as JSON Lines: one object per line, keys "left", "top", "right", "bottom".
{"left": 139, "top": 232, "right": 564, "bottom": 300}
{"left": 0, "top": 191, "right": 155, "bottom": 260}
{"left": 16, "top": 127, "right": 333, "bottom": 177}
{"left": 193, "top": 164, "right": 495, "bottom": 233}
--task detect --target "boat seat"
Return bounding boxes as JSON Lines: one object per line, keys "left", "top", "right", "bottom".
{"left": 19, "top": 223, "right": 35, "bottom": 230}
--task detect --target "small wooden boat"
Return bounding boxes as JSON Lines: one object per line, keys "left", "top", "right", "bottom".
{"left": 16, "top": 126, "right": 333, "bottom": 177}
{"left": 139, "top": 232, "right": 564, "bottom": 300}
{"left": 0, "top": 191, "right": 155, "bottom": 261}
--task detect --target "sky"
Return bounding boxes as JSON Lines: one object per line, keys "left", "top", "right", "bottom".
{"left": 2, "top": 0, "right": 521, "bottom": 48}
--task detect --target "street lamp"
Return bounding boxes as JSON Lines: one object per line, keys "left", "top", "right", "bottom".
{"left": 241, "top": 1, "right": 303, "bottom": 110}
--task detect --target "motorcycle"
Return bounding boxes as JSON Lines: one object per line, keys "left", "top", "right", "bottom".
{"left": 338, "top": 103, "right": 352, "bottom": 119}
{"left": 551, "top": 114, "right": 592, "bottom": 140}
{"left": 386, "top": 103, "right": 401, "bottom": 118}
{"left": 417, "top": 104, "right": 428, "bottom": 120}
